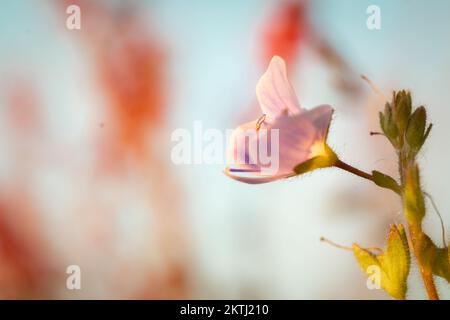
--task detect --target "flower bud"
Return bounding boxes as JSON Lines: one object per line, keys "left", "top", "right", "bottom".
{"left": 393, "top": 90, "right": 412, "bottom": 133}
{"left": 405, "top": 106, "right": 429, "bottom": 153}
{"left": 379, "top": 103, "right": 399, "bottom": 147}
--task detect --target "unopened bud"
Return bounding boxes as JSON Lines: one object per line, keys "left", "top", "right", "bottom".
{"left": 406, "top": 106, "right": 427, "bottom": 153}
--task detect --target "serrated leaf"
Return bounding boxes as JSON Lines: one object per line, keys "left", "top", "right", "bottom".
{"left": 384, "top": 224, "right": 410, "bottom": 289}
{"left": 353, "top": 224, "right": 410, "bottom": 300}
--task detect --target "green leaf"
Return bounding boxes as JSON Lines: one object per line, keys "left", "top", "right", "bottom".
{"left": 372, "top": 170, "right": 401, "bottom": 194}
{"left": 379, "top": 111, "right": 386, "bottom": 135}
{"left": 385, "top": 224, "right": 410, "bottom": 287}
{"left": 431, "top": 247, "right": 450, "bottom": 283}
{"left": 353, "top": 224, "right": 410, "bottom": 300}
{"left": 403, "top": 164, "right": 426, "bottom": 223}
{"left": 423, "top": 123, "right": 433, "bottom": 145}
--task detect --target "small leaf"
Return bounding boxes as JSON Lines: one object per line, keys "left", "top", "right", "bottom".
{"left": 352, "top": 244, "right": 383, "bottom": 276}
{"left": 403, "top": 164, "right": 426, "bottom": 223}
{"left": 379, "top": 111, "right": 386, "bottom": 135}
{"left": 384, "top": 224, "right": 410, "bottom": 293}
{"left": 372, "top": 170, "right": 401, "bottom": 194}
{"left": 423, "top": 123, "right": 433, "bottom": 145}
{"left": 353, "top": 224, "right": 410, "bottom": 300}
{"left": 432, "top": 247, "right": 450, "bottom": 283}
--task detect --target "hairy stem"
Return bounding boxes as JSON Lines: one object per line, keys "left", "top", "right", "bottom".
{"left": 401, "top": 157, "right": 440, "bottom": 300}
{"left": 408, "top": 223, "right": 440, "bottom": 300}
{"left": 336, "top": 156, "right": 440, "bottom": 299}
{"left": 334, "top": 159, "right": 374, "bottom": 182}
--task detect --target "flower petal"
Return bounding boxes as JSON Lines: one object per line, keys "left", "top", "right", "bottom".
{"left": 226, "top": 106, "right": 334, "bottom": 178}
{"left": 224, "top": 167, "right": 292, "bottom": 184}
{"left": 266, "top": 113, "right": 316, "bottom": 173}
{"left": 226, "top": 119, "right": 267, "bottom": 170}
{"left": 256, "top": 56, "right": 301, "bottom": 120}
{"left": 302, "top": 104, "right": 334, "bottom": 140}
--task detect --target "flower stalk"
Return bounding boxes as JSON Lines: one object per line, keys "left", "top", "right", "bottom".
{"left": 334, "top": 159, "right": 374, "bottom": 182}
{"left": 225, "top": 56, "right": 447, "bottom": 299}
{"left": 401, "top": 152, "right": 440, "bottom": 299}
{"left": 381, "top": 90, "right": 440, "bottom": 300}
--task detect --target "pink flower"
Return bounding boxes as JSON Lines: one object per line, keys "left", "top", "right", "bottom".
{"left": 225, "top": 56, "right": 337, "bottom": 184}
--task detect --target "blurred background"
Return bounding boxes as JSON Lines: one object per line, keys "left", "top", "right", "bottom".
{"left": 0, "top": 0, "right": 449, "bottom": 299}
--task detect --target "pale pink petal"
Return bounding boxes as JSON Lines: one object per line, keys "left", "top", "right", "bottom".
{"left": 256, "top": 56, "right": 301, "bottom": 120}
{"left": 226, "top": 107, "right": 334, "bottom": 179}
{"left": 266, "top": 113, "right": 316, "bottom": 173}
{"left": 302, "top": 104, "right": 334, "bottom": 140}
{"left": 224, "top": 167, "right": 292, "bottom": 184}
{"left": 226, "top": 119, "right": 267, "bottom": 170}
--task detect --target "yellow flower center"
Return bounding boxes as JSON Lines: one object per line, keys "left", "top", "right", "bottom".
{"left": 309, "top": 140, "right": 328, "bottom": 158}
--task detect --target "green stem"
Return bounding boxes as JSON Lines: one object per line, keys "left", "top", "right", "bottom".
{"left": 401, "top": 158, "right": 440, "bottom": 300}
{"left": 336, "top": 156, "right": 440, "bottom": 299}
{"left": 408, "top": 223, "right": 439, "bottom": 300}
